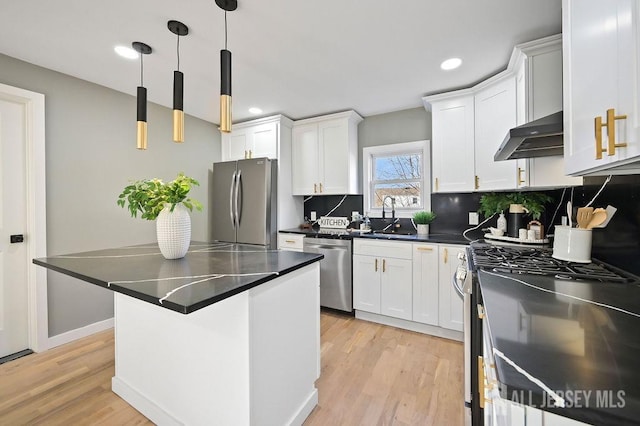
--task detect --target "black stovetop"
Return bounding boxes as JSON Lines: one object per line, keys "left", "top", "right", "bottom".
{"left": 469, "top": 242, "right": 638, "bottom": 284}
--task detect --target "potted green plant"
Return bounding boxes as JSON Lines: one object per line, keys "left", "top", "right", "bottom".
{"left": 413, "top": 211, "right": 436, "bottom": 235}
{"left": 478, "top": 192, "right": 552, "bottom": 220}
{"left": 117, "top": 173, "right": 203, "bottom": 259}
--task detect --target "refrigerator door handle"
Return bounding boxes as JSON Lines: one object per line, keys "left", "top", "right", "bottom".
{"left": 234, "top": 169, "right": 242, "bottom": 227}
{"left": 229, "top": 170, "right": 237, "bottom": 229}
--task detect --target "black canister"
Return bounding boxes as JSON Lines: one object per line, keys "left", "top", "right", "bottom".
{"left": 507, "top": 204, "right": 527, "bottom": 238}
{"left": 508, "top": 212, "right": 524, "bottom": 237}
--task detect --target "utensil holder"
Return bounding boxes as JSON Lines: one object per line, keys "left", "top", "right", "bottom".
{"left": 552, "top": 225, "right": 592, "bottom": 263}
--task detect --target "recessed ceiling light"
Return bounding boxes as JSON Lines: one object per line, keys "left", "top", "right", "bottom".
{"left": 114, "top": 45, "right": 139, "bottom": 60}
{"left": 248, "top": 107, "right": 263, "bottom": 115}
{"left": 440, "top": 57, "right": 462, "bottom": 71}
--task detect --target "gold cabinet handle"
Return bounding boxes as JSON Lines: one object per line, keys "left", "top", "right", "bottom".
{"left": 244, "top": 150, "right": 248, "bottom": 159}
{"left": 595, "top": 115, "right": 606, "bottom": 159}
{"left": 374, "top": 258, "right": 378, "bottom": 272}
{"left": 517, "top": 167, "right": 525, "bottom": 185}
{"left": 382, "top": 259, "right": 386, "bottom": 273}
{"left": 478, "top": 356, "right": 485, "bottom": 409}
{"left": 248, "top": 149, "right": 252, "bottom": 158}
{"left": 285, "top": 240, "right": 295, "bottom": 243}
{"left": 319, "top": 182, "right": 323, "bottom": 193}
{"left": 474, "top": 175, "right": 479, "bottom": 190}
{"left": 595, "top": 108, "right": 628, "bottom": 159}
{"left": 313, "top": 183, "right": 317, "bottom": 194}
{"left": 417, "top": 246, "right": 433, "bottom": 251}
{"left": 606, "top": 108, "right": 628, "bottom": 156}
{"left": 435, "top": 177, "right": 439, "bottom": 192}
{"left": 443, "top": 248, "right": 448, "bottom": 264}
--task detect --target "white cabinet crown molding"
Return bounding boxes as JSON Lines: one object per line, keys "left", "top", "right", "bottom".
{"left": 292, "top": 110, "right": 363, "bottom": 126}
{"left": 231, "top": 114, "right": 293, "bottom": 129}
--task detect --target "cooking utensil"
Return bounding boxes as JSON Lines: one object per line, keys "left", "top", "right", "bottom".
{"left": 567, "top": 201, "right": 572, "bottom": 228}
{"left": 594, "top": 205, "right": 617, "bottom": 228}
{"left": 576, "top": 207, "right": 594, "bottom": 228}
{"left": 586, "top": 208, "right": 607, "bottom": 229}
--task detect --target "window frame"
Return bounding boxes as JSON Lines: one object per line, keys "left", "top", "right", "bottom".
{"left": 363, "top": 140, "right": 431, "bottom": 219}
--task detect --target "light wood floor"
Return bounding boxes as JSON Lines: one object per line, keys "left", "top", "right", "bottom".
{"left": 0, "top": 311, "right": 463, "bottom": 425}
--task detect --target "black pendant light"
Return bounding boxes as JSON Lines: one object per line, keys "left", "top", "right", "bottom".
{"left": 216, "top": 0, "right": 237, "bottom": 133}
{"left": 168, "top": 20, "right": 189, "bottom": 143}
{"left": 132, "top": 41, "right": 152, "bottom": 150}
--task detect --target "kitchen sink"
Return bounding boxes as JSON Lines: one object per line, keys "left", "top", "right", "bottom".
{"left": 372, "top": 230, "right": 415, "bottom": 235}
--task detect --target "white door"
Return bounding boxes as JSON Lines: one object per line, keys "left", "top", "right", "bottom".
{"left": 0, "top": 96, "right": 29, "bottom": 358}
{"left": 291, "top": 123, "right": 319, "bottom": 195}
{"left": 380, "top": 257, "right": 413, "bottom": 320}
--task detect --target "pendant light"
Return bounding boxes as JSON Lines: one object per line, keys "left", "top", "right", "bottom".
{"left": 216, "top": 0, "right": 237, "bottom": 133}
{"left": 132, "top": 41, "right": 152, "bottom": 150}
{"left": 168, "top": 20, "right": 189, "bottom": 143}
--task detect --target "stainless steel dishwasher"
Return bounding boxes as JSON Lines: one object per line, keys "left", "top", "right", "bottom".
{"left": 303, "top": 237, "right": 352, "bottom": 312}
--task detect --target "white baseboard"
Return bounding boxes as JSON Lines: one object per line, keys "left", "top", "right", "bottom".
{"left": 112, "top": 377, "right": 182, "bottom": 426}
{"left": 46, "top": 317, "right": 114, "bottom": 350}
{"left": 355, "top": 310, "right": 463, "bottom": 342}
{"left": 288, "top": 388, "right": 318, "bottom": 426}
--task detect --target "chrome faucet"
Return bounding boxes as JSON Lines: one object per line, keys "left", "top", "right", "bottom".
{"left": 382, "top": 196, "right": 396, "bottom": 221}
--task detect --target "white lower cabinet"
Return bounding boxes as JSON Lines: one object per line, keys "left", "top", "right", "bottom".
{"left": 353, "top": 240, "right": 412, "bottom": 320}
{"left": 438, "top": 245, "right": 465, "bottom": 332}
{"left": 354, "top": 239, "right": 465, "bottom": 335}
{"left": 277, "top": 233, "right": 304, "bottom": 252}
{"left": 412, "top": 243, "right": 439, "bottom": 326}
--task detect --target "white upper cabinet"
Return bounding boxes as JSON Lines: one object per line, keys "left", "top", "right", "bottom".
{"left": 514, "top": 35, "right": 583, "bottom": 188}
{"left": 291, "top": 110, "right": 362, "bottom": 195}
{"left": 430, "top": 95, "right": 476, "bottom": 193}
{"left": 474, "top": 76, "right": 518, "bottom": 191}
{"left": 563, "top": 0, "right": 640, "bottom": 175}
{"left": 424, "top": 34, "right": 582, "bottom": 192}
{"left": 221, "top": 118, "right": 281, "bottom": 161}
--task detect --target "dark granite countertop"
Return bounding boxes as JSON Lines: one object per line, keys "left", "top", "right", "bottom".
{"left": 478, "top": 269, "right": 640, "bottom": 425}
{"left": 279, "top": 228, "right": 470, "bottom": 245}
{"left": 33, "top": 242, "right": 323, "bottom": 314}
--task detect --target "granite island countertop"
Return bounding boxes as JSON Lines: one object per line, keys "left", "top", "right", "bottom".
{"left": 34, "top": 241, "right": 323, "bottom": 314}
{"left": 478, "top": 269, "right": 640, "bottom": 425}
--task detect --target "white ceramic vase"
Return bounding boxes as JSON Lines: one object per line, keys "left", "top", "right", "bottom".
{"left": 417, "top": 224, "right": 429, "bottom": 235}
{"left": 156, "top": 203, "right": 191, "bottom": 260}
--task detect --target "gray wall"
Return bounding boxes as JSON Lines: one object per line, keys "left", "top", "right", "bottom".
{"left": 358, "top": 107, "right": 431, "bottom": 189}
{"left": 0, "top": 53, "right": 220, "bottom": 336}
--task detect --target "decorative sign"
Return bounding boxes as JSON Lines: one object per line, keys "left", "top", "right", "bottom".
{"left": 317, "top": 216, "right": 350, "bottom": 229}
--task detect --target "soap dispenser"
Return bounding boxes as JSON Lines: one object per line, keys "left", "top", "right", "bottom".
{"left": 497, "top": 212, "right": 507, "bottom": 233}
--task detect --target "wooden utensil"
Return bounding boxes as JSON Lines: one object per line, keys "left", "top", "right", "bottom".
{"left": 576, "top": 207, "right": 594, "bottom": 228}
{"left": 586, "top": 208, "right": 607, "bottom": 229}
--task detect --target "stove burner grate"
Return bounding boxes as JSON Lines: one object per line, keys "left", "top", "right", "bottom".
{"left": 471, "top": 245, "right": 634, "bottom": 283}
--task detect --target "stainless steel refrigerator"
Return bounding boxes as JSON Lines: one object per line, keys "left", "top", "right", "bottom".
{"left": 211, "top": 158, "right": 277, "bottom": 248}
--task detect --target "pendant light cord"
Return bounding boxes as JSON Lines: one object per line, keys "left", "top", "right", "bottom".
{"left": 139, "top": 53, "right": 144, "bottom": 86}
{"left": 224, "top": 10, "right": 228, "bottom": 50}
{"left": 176, "top": 33, "right": 181, "bottom": 71}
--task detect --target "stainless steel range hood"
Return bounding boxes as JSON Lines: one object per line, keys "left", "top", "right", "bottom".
{"left": 494, "top": 111, "right": 563, "bottom": 161}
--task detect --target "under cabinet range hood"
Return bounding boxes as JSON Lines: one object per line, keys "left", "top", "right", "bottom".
{"left": 494, "top": 111, "right": 564, "bottom": 161}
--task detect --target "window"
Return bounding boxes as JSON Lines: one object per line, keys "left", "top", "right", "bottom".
{"left": 363, "top": 140, "right": 431, "bottom": 218}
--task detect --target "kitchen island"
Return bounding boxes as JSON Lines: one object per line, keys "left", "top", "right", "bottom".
{"left": 34, "top": 242, "right": 323, "bottom": 426}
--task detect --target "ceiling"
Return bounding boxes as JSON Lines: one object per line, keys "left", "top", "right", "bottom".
{"left": 0, "top": 0, "right": 562, "bottom": 124}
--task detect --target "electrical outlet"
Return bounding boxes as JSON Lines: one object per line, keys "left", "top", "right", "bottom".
{"left": 469, "top": 212, "right": 479, "bottom": 226}
{"left": 310, "top": 211, "right": 317, "bottom": 221}
{"left": 351, "top": 211, "right": 360, "bottom": 221}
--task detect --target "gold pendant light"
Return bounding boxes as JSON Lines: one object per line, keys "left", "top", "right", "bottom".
{"left": 216, "top": 0, "right": 237, "bottom": 133}
{"left": 168, "top": 20, "right": 189, "bottom": 143}
{"left": 132, "top": 42, "right": 152, "bottom": 150}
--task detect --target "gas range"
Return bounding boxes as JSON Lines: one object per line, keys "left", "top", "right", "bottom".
{"left": 469, "top": 242, "right": 637, "bottom": 284}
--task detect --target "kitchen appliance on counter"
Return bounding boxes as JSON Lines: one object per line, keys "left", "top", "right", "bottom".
{"left": 458, "top": 241, "right": 640, "bottom": 425}
{"left": 303, "top": 237, "right": 353, "bottom": 313}
{"left": 211, "top": 158, "right": 277, "bottom": 248}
